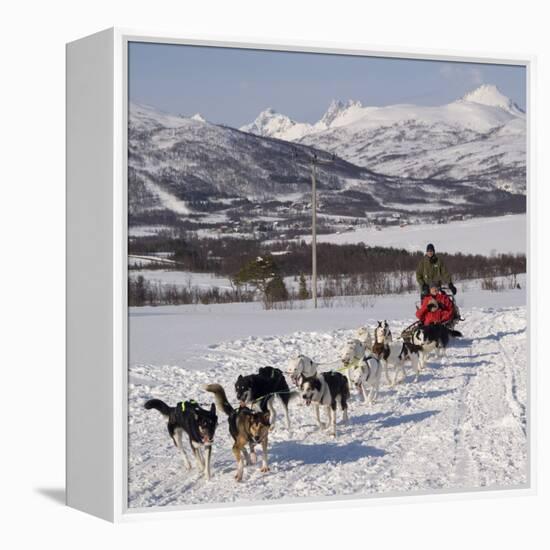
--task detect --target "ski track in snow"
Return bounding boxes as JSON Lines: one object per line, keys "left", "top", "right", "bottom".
{"left": 128, "top": 306, "right": 527, "bottom": 509}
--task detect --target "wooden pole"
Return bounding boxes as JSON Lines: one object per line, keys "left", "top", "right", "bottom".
{"left": 311, "top": 160, "right": 317, "bottom": 308}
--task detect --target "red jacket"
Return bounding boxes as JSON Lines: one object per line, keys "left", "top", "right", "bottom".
{"left": 416, "top": 292, "right": 454, "bottom": 325}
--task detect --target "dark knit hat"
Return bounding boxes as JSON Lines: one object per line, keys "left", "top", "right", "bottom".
{"left": 428, "top": 280, "right": 439, "bottom": 289}
{"left": 426, "top": 243, "right": 435, "bottom": 253}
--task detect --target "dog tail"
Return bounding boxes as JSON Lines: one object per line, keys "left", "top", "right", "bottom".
{"left": 144, "top": 398, "right": 172, "bottom": 417}
{"left": 449, "top": 329, "right": 463, "bottom": 338}
{"left": 205, "top": 383, "right": 234, "bottom": 416}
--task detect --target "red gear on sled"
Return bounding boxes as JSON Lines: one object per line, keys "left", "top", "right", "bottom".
{"left": 416, "top": 291, "right": 454, "bottom": 325}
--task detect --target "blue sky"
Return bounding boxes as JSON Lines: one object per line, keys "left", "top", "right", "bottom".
{"left": 128, "top": 42, "right": 526, "bottom": 128}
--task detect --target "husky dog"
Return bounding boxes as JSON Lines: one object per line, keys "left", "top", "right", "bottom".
{"left": 144, "top": 398, "right": 217, "bottom": 481}
{"left": 206, "top": 383, "right": 271, "bottom": 482}
{"left": 355, "top": 326, "right": 373, "bottom": 351}
{"left": 298, "top": 371, "right": 350, "bottom": 437}
{"left": 340, "top": 338, "right": 369, "bottom": 395}
{"left": 398, "top": 342, "right": 424, "bottom": 382}
{"left": 348, "top": 355, "right": 382, "bottom": 404}
{"left": 287, "top": 354, "right": 319, "bottom": 384}
{"left": 373, "top": 321, "right": 408, "bottom": 386}
{"left": 235, "top": 366, "right": 295, "bottom": 430}
{"left": 287, "top": 355, "right": 323, "bottom": 425}
{"left": 412, "top": 323, "right": 462, "bottom": 358}
{"left": 341, "top": 338, "right": 368, "bottom": 367}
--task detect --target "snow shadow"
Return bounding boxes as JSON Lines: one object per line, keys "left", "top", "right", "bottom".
{"left": 405, "top": 388, "right": 456, "bottom": 401}
{"left": 446, "top": 359, "right": 490, "bottom": 369}
{"left": 375, "top": 409, "right": 440, "bottom": 428}
{"left": 482, "top": 328, "right": 526, "bottom": 341}
{"left": 270, "top": 439, "right": 385, "bottom": 465}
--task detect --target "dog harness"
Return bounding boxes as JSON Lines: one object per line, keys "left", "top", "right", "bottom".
{"left": 181, "top": 399, "right": 197, "bottom": 412}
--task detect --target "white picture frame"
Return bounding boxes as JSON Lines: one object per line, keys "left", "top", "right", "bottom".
{"left": 66, "top": 27, "right": 535, "bottom": 522}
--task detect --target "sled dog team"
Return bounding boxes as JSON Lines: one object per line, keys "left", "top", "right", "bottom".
{"left": 145, "top": 320, "right": 459, "bottom": 482}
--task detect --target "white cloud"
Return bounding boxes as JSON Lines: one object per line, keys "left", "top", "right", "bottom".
{"left": 439, "top": 64, "right": 484, "bottom": 86}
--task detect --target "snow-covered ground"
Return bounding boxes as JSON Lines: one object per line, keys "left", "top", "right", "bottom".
{"left": 128, "top": 281, "right": 527, "bottom": 509}
{"left": 304, "top": 214, "right": 526, "bottom": 255}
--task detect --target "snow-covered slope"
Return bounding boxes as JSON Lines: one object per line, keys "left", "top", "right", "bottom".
{"left": 241, "top": 85, "right": 526, "bottom": 193}
{"left": 128, "top": 285, "right": 527, "bottom": 508}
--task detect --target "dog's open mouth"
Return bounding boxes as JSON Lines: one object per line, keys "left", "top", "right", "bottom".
{"left": 304, "top": 397, "right": 312, "bottom": 406}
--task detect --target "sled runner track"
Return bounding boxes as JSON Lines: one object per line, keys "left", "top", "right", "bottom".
{"left": 496, "top": 336, "right": 527, "bottom": 438}
{"left": 448, "top": 355, "right": 480, "bottom": 488}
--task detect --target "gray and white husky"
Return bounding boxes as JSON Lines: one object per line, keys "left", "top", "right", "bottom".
{"left": 340, "top": 337, "right": 370, "bottom": 395}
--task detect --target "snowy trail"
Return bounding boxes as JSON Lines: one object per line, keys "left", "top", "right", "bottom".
{"left": 128, "top": 303, "right": 527, "bottom": 509}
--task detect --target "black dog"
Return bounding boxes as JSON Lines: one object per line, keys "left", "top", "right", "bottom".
{"left": 235, "top": 366, "right": 295, "bottom": 430}
{"left": 413, "top": 323, "right": 462, "bottom": 354}
{"left": 144, "top": 398, "right": 217, "bottom": 480}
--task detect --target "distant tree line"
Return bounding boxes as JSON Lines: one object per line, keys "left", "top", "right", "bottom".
{"left": 128, "top": 275, "right": 255, "bottom": 307}
{"left": 129, "top": 233, "right": 526, "bottom": 281}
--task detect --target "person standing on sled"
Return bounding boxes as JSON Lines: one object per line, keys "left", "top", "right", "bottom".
{"left": 416, "top": 282, "right": 454, "bottom": 326}
{"left": 416, "top": 243, "right": 456, "bottom": 300}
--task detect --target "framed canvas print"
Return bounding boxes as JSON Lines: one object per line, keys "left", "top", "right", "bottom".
{"left": 66, "top": 28, "right": 533, "bottom": 522}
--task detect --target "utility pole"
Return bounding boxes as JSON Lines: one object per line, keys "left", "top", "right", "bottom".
{"left": 311, "top": 158, "right": 318, "bottom": 308}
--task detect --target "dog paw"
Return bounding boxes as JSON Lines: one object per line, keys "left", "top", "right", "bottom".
{"left": 235, "top": 473, "right": 243, "bottom": 482}
{"left": 260, "top": 465, "right": 270, "bottom": 473}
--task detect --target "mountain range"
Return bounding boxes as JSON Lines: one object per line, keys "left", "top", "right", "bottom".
{"left": 240, "top": 84, "right": 525, "bottom": 193}
{"left": 128, "top": 84, "right": 525, "bottom": 238}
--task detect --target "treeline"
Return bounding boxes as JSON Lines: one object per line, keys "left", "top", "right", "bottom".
{"left": 127, "top": 270, "right": 418, "bottom": 308}
{"left": 129, "top": 233, "right": 526, "bottom": 281}
{"left": 128, "top": 275, "right": 255, "bottom": 307}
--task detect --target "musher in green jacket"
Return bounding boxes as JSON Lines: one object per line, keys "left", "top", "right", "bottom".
{"left": 416, "top": 243, "right": 457, "bottom": 300}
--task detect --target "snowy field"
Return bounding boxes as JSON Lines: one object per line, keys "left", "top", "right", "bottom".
{"left": 128, "top": 281, "right": 528, "bottom": 509}
{"left": 304, "top": 214, "right": 526, "bottom": 255}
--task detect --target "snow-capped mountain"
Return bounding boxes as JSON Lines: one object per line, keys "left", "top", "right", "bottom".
{"left": 460, "top": 83, "right": 524, "bottom": 115}
{"left": 240, "top": 85, "right": 526, "bottom": 193}
{"left": 240, "top": 108, "right": 313, "bottom": 140}
{"left": 128, "top": 99, "right": 525, "bottom": 235}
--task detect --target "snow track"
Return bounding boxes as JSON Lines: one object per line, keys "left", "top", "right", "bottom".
{"left": 128, "top": 303, "right": 527, "bottom": 509}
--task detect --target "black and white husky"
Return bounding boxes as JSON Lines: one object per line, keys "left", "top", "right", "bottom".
{"left": 412, "top": 323, "right": 462, "bottom": 359}
{"left": 298, "top": 371, "right": 350, "bottom": 437}
{"left": 235, "top": 366, "right": 295, "bottom": 430}
{"left": 347, "top": 355, "right": 382, "bottom": 404}
{"left": 144, "top": 398, "right": 217, "bottom": 481}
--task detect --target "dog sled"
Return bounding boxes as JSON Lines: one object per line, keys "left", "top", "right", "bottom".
{"left": 400, "top": 286, "right": 463, "bottom": 342}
